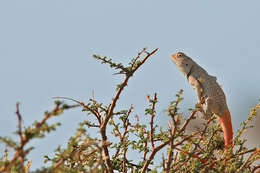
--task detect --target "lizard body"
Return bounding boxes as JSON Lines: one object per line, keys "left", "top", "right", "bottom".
{"left": 170, "top": 52, "right": 233, "bottom": 149}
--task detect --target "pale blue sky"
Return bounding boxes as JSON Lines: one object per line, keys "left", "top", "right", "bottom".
{"left": 0, "top": 0, "right": 260, "bottom": 170}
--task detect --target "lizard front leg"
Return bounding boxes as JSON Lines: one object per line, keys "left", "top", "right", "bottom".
{"left": 204, "top": 98, "right": 214, "bottom": 119}
{"left": 188, "top": 75, "right": 204, "bottom": 104}
{"left": 187, "top": 75, "right": 208, "bottom": 117}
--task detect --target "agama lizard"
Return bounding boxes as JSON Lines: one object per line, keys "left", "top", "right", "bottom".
{"left": 170, "top": 52, "right": 233, "bottom": 150}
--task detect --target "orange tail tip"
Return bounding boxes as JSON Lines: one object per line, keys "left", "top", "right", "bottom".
{"left": 217, "top": 110, "right": 233, "bottom": 150}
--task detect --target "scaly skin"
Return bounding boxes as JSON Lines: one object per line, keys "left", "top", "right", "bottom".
{"left": 170, "top": 52, "right": 233, "bottom": 150}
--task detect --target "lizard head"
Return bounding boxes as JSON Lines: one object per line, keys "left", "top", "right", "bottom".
{"left": 170, "top": 52, "right": 194, "bottom": 78}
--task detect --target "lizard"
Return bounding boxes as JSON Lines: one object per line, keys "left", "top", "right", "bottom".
{"left": 170, "top": 52, "right": 233, "bottom": 150}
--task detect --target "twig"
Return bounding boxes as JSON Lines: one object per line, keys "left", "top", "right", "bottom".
{"left": 125, "top": 159, "right": 151, "bottom": 171}
{"left": 100, "top": 48, "right": 158, "bottom": 173}
{"left": 148, "top": 93, "right": 157, "bottom": 150}
{"left": 141, "top": 130, "right": 199, "bottom": 173}
{"left": 237, "top": 150, "right": 258, "bottom": 172}
{"left": 179, "top": 110, "right": 197, "bottom": 132}
{"left": 0, "top": 102, "right": 78, "bottom": 172}
{"left": 165, "top": 138, "right": 174, "bottom": 172}
{"left": 15, "top": 102, "right": 25, "bottom": 172}
{"left": 238, "top": 148, "right": 259, "bottom": 156}
{"left": 252, "top": 165, "right": 260, "bottom": 173}
{"left": 123, "top": 142, "right": 127, "bottom": 173}
{"left": 142, "top": 137, "right": 148, "bottom": 163}
{"left": 112, "top": 105, "right": 133, "bottom": 159}
{"left": 102, "top": 48, "right": 158, "bottom": 128}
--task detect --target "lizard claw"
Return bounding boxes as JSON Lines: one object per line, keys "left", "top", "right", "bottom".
{"left": 199, "top": 96, "right": 207, "bottom": 104}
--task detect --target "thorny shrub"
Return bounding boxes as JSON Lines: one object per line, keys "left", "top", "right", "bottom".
{"left": 0, "top": 48, "right": 259, "bottom": 173}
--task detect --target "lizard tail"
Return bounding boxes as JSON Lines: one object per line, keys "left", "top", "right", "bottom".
{"left": 216, "top": 110, "right": 233, "bottom": 150}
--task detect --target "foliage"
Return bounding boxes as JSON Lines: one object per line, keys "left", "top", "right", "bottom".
{"left": 0, "top": 48, "right": 259, "bottom": 173}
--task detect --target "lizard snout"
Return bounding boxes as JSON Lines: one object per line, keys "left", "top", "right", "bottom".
{"left": 170, "top": 53, "right": 178, "bottom": 63}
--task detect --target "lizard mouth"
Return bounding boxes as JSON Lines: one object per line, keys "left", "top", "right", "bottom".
{"left": 170, "top": 54, "right": 178, "bottom": 64}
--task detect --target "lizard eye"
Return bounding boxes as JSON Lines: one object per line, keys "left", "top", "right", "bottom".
{"left": 178, "top": 53, "right": 182, "bottom": 57}
{"left": 185, "top": 63, "right": 188, "bottom": 66}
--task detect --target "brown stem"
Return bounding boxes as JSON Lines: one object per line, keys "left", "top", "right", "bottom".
{"left": 15, "top": 103, "right": 25, "bottom": 172}
{"left": 113, "top": 105, "right": 132, "bottom": 159}
{"left": 99, "top": 48, "right": 158, "bottom": 173}
{"left": 148, "top": 93, "right": 157, "bottom": 150}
